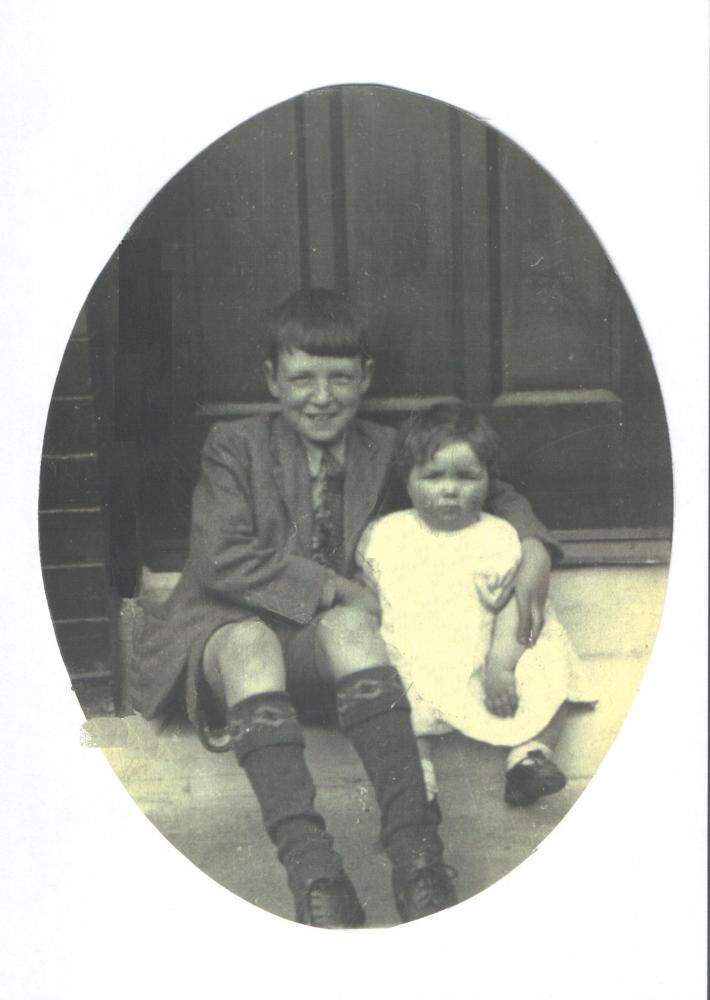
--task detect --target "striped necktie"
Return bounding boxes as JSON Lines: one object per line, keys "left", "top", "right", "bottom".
{"left": 311, "top": 448, "right": 345, "bottom": 570}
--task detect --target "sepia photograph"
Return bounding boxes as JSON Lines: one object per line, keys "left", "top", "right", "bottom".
{"left": 39, "top": 81, "right": 673, "bottom": 924}
{"left": 3, "top": 2, "right": 707, "bottom": 997}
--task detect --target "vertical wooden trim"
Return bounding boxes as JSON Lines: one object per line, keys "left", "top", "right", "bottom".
{"left": 459, "top": 114, "right": 494, "bottom": 406}
{"left": 607, "top": 265, "right": 624, "bottom": 394}
{"left": 303, "top": 89, "right": 337, "bottom": 289}
{"left": 108, "top": 589, "right": 127, "bottom": 714}
{"left": 486, "top": 128, "right": 503, "bottom": 398}
{"left": 294, "top": 95, "right": 311, "bottom": 290}
{"left": 167, "top": 163, "right": 204, "bottom": 551}
{"left": 186, "top": 163, "right": 206, "bottom": 408}
{"left": 448, "top": 107, "right": 465, "bottom": 398}
{"left": 329, "top": 87, "right": 349, "bottom": 295}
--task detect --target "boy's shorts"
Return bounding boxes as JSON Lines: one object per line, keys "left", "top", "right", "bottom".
{"left": 191, "top": 614, "right": 338, "bottom": 748}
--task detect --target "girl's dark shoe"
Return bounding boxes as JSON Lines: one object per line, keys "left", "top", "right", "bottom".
{"left": 392, "top": 860, "right": 458, "bottom": 922}
{"left": 504, "top": 749, "right": 567, "bottom": 806}
{"left": 295, "top": 874, "right": 366, "bottom": 928}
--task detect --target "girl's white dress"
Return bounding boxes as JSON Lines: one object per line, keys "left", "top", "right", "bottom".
{"left": 357, "top": 509, "right": 594, "bottom": 746}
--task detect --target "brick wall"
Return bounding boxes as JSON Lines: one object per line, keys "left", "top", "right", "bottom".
{"left": 39, "top": 303, "right": 121, "bottom": 716}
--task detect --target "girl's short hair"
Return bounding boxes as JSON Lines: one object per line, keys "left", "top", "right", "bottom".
{"left": 394, "top": 403, "right": 501, "bottom": 478}
{"left": 266, "top": 288, "right": 369, "bottom": 368}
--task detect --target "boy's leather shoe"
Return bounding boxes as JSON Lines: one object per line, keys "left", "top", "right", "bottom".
{"left": 504, "top": 750, "right": 567, "bottom": 806}
{"left": 392, "top": 859, "right": 458, "bottom": 923}
{"left": 295, "top": 874, "right": 366, "bottom": 928}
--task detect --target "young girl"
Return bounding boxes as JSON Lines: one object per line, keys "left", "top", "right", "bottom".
{"left": 356, "top": 403, "right": 595, "bottom": 809}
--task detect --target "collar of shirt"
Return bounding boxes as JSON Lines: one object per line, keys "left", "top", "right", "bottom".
{"left": 303, "top": 436, "right": 347, "bottom": 478}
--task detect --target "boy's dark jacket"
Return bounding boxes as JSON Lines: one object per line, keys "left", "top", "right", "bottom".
{"left": 132, "top": 414, "right": 560, "bottom": 720}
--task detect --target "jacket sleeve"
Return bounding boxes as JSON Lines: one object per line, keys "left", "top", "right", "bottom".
{"left": 188, "top": 425, "right": 329, "bottom": 625}
{"left": 352, "top": 522, "right": 380, "bottom": 594}
{"left": 486, "top": 477, "right": 564, "bottom": 563}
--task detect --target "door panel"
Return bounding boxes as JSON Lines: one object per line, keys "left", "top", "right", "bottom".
{"left": 495, "top": 134, "right": 616, "bottom": 393}
{"left": 489, "top": 392, "right": 624, "bottom": 528}
{"left": 190, "top": 99, "right": 303, "bottom": 403}
{"left": 481, "top": 127, "right": 669, "bottom": 530}
{"left": 342, "top": 86, "right": 461, "bottom": 397}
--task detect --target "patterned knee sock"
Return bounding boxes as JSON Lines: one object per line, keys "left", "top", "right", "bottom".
{"left": 228, "top": 692, "right": 344, "bottom": 890}
{"left": 336, "top": 666, "right": 443, "bottom": 867}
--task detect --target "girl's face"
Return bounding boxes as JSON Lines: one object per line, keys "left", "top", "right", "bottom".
{"left": 407, "top": 440, "right": 489, "bottom": 532}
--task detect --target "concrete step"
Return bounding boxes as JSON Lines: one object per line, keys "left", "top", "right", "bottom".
{"left": 86, "top": 714, "right": 588, "bottom": 926}
{"left": 91, "top": 563, "right": 667, "bottom": 926}
{"left": 139, "top": 564, "right": 668, "bottom": 660}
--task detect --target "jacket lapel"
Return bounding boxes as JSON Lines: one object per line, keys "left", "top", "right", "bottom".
{"left": 269, "top": 416, "right": 314, "bottom": 556}
{"left": 343, "top": 422, "right": 389, "bottom": 566}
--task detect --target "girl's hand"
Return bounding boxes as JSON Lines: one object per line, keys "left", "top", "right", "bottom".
{"left": 484, "top": 663, "right": 519, "bottom": 717}
{"left": 514, "top": 539, "right": 551, "bottom": 646}
{"left": 474, "top": 565, "right": 518, "bottom": 611}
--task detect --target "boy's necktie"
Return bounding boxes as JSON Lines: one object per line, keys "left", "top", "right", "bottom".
{"left": 311, "top": 448, "right": 345, "bottom": 571}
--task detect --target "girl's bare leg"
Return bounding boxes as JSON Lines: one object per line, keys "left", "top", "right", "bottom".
{"left": 415, "top": 736, "right": 439, "bottom": 803}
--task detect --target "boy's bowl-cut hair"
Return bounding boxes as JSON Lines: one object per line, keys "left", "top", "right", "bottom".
{"left": 266, "top": 288, "right": 370, "bottom": 368}
{"left": 394, "top": 403, "right": 502, "bottom": 479}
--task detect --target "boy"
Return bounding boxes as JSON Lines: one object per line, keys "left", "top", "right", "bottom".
{"left": 132, "top": 288, "right": 558, "bottom": 927}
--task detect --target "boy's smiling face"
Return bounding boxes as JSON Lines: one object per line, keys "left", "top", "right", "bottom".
{"left": 265, "top": 348, "right": 373, "bottom": 446}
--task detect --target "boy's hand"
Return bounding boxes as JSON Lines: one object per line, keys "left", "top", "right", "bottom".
{"left": 333, "top": 576, "right": 381, "bottom": 617}
{"left": 514, "top": 539, "right": 551, "bottom": 647}
{"left": 484, "top": 663, "right": 519, "bottom": 717}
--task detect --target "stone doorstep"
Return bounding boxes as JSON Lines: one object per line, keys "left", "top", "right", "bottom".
{"left": 110, "top": 562, "right": 665, "bottom": 792}
{"left": 94, "top": 645, "right": 645, "bottom": 816}
{"left": 96, "top": 718, "right": 594, "bottom": 925}
{"left": 67, "top": 560, "right": 667, "bottom": 925}
{"left": 136, "top": 564, "right": 668, "bottom": 660}
{"left": 105, "top": 563, "right": 666, "bottom": 806}
{"left": 93, "top": 560, "right": 665, "bottom": 925}
{"left": 89, "top": 647, "right": 651, "bottom": 925}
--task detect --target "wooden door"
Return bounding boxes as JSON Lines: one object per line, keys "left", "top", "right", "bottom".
{"left": 115, "top": 84, "right": 671, "bottom": 569}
